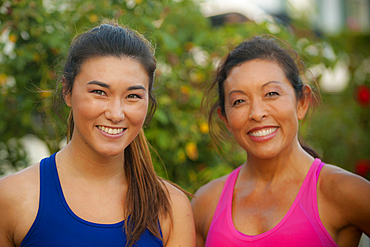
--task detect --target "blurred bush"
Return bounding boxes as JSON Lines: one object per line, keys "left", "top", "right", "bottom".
{"left": 0, "top": 0, "right": 369, "bottom": 189}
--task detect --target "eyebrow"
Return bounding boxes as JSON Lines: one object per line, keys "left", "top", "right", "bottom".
{"left": 262, "top": 81, "right": 282, "bottom": 88}
{"left": 127, "top": 85, "right": 146, "bottom": 91}
{"left": 87, "top": 80, "right": 110, "bottom": 89}
{"left": 228, "top": 81, "right": 282, "bottom": 97}
{"left": 228, "top": 90, "right": 244, "bottom": 97}
{"left": 86, "top": 81, "right": 146, "bottom": 91}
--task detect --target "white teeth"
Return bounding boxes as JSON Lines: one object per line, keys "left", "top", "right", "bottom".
{"left": 98, "top": 126, "right": 124, "bottom": 135}
{"left": 249, "top": 127, "right": 277, "bottom": 137}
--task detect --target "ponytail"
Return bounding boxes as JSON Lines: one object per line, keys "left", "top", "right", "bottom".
{"left": 123, "top": 129, "right": 172, "bottom": 247}
{"left": 299, "top": 139, "right": 320, "bottom": 159}
{"left": 67, "top": 110, "right": 74, "bottom": 143}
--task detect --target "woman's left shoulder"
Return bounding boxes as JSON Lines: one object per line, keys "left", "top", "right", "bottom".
{"left": 161, "top": 180, "right": 191, "bottom": 205}
{"left": 159, "top": 180, "right": 196, "bottom": 247}
{"left": 319, "top": 163, "right": 370, "bottom": 194}
{"left": 318, "top": 163, "right": 370, "bottom": 235}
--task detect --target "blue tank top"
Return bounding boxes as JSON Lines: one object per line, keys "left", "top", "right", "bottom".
{"left": 21, "top": 153, "right": 163, "bottom": 247}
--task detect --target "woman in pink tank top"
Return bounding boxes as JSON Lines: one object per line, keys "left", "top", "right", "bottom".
{"left": 192, "top": 36, "right": 370, "bottom": 247}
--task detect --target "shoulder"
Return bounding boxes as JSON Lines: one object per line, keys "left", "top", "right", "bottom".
{"left": 0, "top": 163, "right": 40, "bottom": 210}
{"left": 318, "top": 163, "right": 370, "bottom": 234}
{"left": 160, "top": 180, "right": 196, "bottom": 247}
{"left": 191, "top": 173, "right": 230, "bottom": 244}
{"left": 318, "top": 163, "right": 370, "bottom": 201}
{"left": 192, "top": 174, "right": 228, "bottom": 210}
{"left": 161, "top": 180, "right": 193, "bottom": 216}
{"left": 0, "top": 164, "right": 40, "bottom": 245}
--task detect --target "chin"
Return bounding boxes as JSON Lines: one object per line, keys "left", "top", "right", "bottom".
{"left": 248, "top": 149, "right": 280, "bottom": 160}
{"left": 95, "top": 147, "right": 126, "bottom": 158}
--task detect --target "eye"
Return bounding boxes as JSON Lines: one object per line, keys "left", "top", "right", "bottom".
{"left": 92, "top": 90, "right": 106, "bottom": 96}
{"left": 233, "top": 99, "right": 244, "bottom": 106}
{"left": 266, "top": 91, "right": 279, "bottom": 97}
{"left": 127, "top": 94, "right": 141, "bottom": 99}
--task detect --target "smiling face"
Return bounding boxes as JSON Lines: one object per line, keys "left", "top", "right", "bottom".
{"left": 64, "top": 56, "right": 149, "bottom": 157}
{"left": 218, "top": 59, "right": 310, "bottom": 160}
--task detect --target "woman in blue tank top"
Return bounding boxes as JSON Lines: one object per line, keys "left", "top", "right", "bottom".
{"left": 0, "top": 21, "right": 195, "bottom": 247}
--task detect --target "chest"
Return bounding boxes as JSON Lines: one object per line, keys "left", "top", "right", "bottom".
{"left": 231, "top": 186, "right": 299, "bottom": 235}
{"left": 60, "top": 179, "right": 127, "bottom": 224}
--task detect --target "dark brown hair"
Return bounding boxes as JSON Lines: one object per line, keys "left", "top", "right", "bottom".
{"left": 205, "top": 36, "right": 320, "bottom": 158}
{"left": 57, "top": 21, "right": 171, "bottom": 247}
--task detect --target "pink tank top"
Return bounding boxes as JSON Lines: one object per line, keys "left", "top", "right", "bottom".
{"left": 206, "top": 159, "right": 339, "bottom": 247}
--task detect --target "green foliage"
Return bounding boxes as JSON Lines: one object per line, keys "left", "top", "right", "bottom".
{"left": 305, "top": 33, "right": 370, "bottom": 176}
{"left": 1, "top": 0, "right": 369, "bottom": 187}
{"left": 0, "top": 138, "right": 28, "bottom": 176}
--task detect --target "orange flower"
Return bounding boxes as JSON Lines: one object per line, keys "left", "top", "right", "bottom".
{"left": 185, "top": 142, "right": 198, "bottom": 161}
{"left": 0, "top": 74, "right": 7, "bottom": 86}
{"left": 89, "top": 14, "right": 99, "bottom": 23}
{"left": 9, "top": 34, "right": 17, "bottom": 43}
{"left": 199, "top": 122, "right": 209, "bottom": 134}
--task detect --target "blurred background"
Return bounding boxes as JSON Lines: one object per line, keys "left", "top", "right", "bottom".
{"left": 0, "top": 0, "right": 369, "bottom": 243}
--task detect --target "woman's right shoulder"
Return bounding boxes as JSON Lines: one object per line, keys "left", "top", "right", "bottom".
{"left": 0, "top": 163, "right": 40, "bottom": 244}
{"left": 191, "top": 173, "right": 230, "bottom": 244}
{"left": 0, "top": 163, "right": 40, "bottom": 200}
{"left": 192, "top": 174, "right": 229, "bottom": 207}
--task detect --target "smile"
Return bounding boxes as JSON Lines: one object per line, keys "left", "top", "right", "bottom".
{"left": 97, "top": 126, "right": 125, "bottom": 135}
{"left": 249, "top": 127, "right": 278, "bottom": 137}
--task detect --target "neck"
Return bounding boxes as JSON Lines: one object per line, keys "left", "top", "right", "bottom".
{"left": 241, "top": 140, "right": 314, "bottom": 183}
{"left": 57, "top": 140, "right": 126, "bottom": 183}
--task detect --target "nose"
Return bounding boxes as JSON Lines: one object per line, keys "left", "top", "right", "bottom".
{"left": 249, "top": 99, "right": 268, "bottom": 122}
{"left": 105, "top": 98, "right": 125, "bottom": 124}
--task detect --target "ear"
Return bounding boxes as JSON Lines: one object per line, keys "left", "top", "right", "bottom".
{"left": 297, "top": 85, "right": 312, "bottom": 120}
{"left": 62, "top": 77, "right": 72, "bottom": 107}
{"left": 217, "top": 106, "right": 231, "bottom": 132}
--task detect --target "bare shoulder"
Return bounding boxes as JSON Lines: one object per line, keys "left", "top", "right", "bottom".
{"left": 318, "top": 163, "right": 370, "bottom": 235}
{"left": 160, "top": 180, "right": 195, "bottom": 247}
{"left": 161, "top": 180, "right": 191, "bottom": 204}
{"left": 0, "top": 163, "right": 40, "bottom": 207}
{"left": 318, "top": 163, "right": 370, "bottom": 200}
{"left": 190, "top": 174, "right": 229, "bottom": 247}
{"left": 192, "top": 174, "right": 228, "bottom": 211}
{"left": 0, "top": 164, "right": 40, "bottom": 246}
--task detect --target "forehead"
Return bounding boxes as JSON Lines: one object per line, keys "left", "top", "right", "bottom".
{"left": 225, "top": 59, "right": 288, "bottom": 90}
{"left": 76, "top": 56, "right": 150, "bottom": 87}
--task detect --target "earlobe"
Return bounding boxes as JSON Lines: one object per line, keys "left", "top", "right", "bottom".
{"left": 217, "top": 107, "right": 231, "bottom": 131}
{"left": 62, "top": 77, "right": 72, "bottom": 107}
{"left": 297, "top": 85, "right": 312, "bottom": 120}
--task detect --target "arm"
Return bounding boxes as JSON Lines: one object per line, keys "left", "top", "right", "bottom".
{"left": 0, "top": 175, "right": 20, "bottom": 247}
{"left": 191, "top": 191, "right": 207, "bottom": 247}
{"left": 0, "top": 165, "right": 39, "bottom": 247}
{"left": 318, "top": 164, "right": 370, "bottom": 244}
{"left": 161, "top": 182, "right": 196, "bottom": 247}
{"left": 191, "top": 177, "right": 226, "bottom": 247}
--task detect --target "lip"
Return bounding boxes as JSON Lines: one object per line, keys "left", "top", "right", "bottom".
{"left": 96, "top": 125, "right": 127, "bottom": 139}
{"left": 248, "top": 126, "right": 278, "bottom": 143}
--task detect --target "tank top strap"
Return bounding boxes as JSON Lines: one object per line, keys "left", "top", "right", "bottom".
{"left": 301, "top": 158, "right": 322, "bottom": 206}
{"left": 38, "top": 153, "right": 60, "bottom": 217}
{"left": 21, "top": 153, "right": 58, "bottom": 246}
{"left": 303, "top": 158, "right": 339, "bottom": 247}
{"left": 41, "top": 153, "right": 59, "bottom": 206}
{"left": 212, "top": 166, "right": 242, "bottom": 219}
{"left": 315, "top": 159, "right": 325, "bottom": 181}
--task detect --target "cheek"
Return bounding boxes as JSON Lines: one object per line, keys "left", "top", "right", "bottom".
{"left": 274, "top": 99, "right": 300, "bottom": 128}
{"left": 226, "top": 109, "right": 248, "bottom": 131}
{"left": 126, "top": 102, "right": 148, "bottom": 125}
{"left": 72, "top": 97, "right": 102, "bottom": 120}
